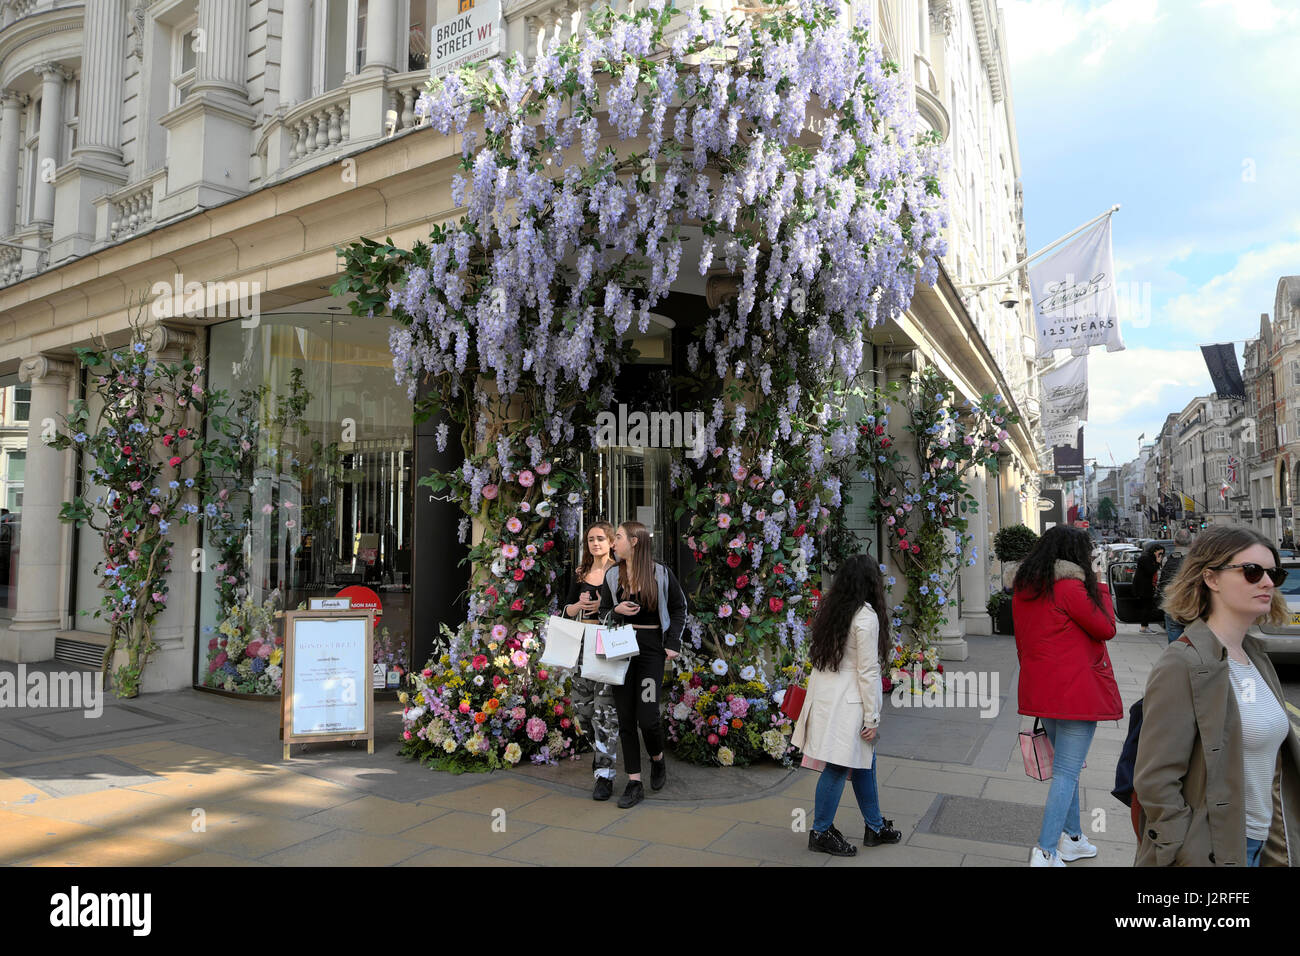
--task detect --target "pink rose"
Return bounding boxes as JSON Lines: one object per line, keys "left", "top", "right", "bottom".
{"left": 482, "top": 484, "right": 499, "bottom": 500}
{"left": 459, "top": 701, "right": 472, "bottom": 714}
{"left": 169, "top": 456, "right": 182, "bottom": 467}
{"left": 245, "top": 641, "right": 262, "bottom": 658}
{"left": 257, "top": 643, "right": 272, "bottom": 659}
{"left": 537, "top": 669, "right": 549, "bottom": 680}
{"left": 536, "top": 461, "right": 552, "bottom": 475}
{"left": 526, "top": 717, "right": 547, "bottom": 742}
{"left": 707, "top": 733, "right": 719, "bottom": 745}
{"left": 518, "top": 470, "right": 535, "bottom": 488}
{"left": 554, "top": 704, "right": 564, "bottom": 715}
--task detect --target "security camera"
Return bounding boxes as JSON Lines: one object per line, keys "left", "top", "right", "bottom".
{"left": 1000, "top": 284, "right": 1018, "bottom": 309}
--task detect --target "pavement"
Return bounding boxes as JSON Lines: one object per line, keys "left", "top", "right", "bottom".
{"left": 2, "top": 621, "right": 1285, "bottom": 867}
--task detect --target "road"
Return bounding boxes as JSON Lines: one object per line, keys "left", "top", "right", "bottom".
{"left": 1278, "top": 662, "right": 1300, "bottom": 733}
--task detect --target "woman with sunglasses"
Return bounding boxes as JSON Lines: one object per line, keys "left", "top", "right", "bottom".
{"left": 1136, "top": 525, "right": 1300, "bottom": 866}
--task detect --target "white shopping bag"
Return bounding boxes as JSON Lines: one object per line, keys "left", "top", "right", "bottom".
{"left": 538, "top": 615, "right": 584, "bottom": 669}
{"left": 579, "top": 624, "right": 630, "bottom": 685}
{"left": 595, "top": 623, "right": 640, "bottom": 661}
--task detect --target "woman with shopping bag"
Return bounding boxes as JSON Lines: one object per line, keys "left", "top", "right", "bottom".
{"left": 598, "top": 520, "right": 688, "bottom": 808}
{"left": 1012, "top": 525, "right": 1121, "bottom": 867}
{"left": 791, "top": 553, "right": 900, "bottom": 857}
{"left": 561, "top": 521, "right": 621, "bottom": 802}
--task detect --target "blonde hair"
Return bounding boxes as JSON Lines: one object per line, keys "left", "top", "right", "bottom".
{"left": 1161, "top": 525, "right": 1288, "bottom": 626}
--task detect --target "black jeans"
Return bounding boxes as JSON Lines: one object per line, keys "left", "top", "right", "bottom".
{"left": 612, "top": 627, "right": 667, "bottom": 777}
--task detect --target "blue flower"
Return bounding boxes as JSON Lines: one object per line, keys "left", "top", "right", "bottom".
{"left": 159, "top": 521, "right": 170, "bottom": 532}
{"left": 937, "top": 596, "right": 946, "bottom": 606}
{"left": 133, "top": 342, "right": 146, "bottom": 353}
{"left": 205, "top": 503, "right": 218, "bottom": 517}
{"left": 887, "top": 576, "right": 896, "bottom": 586}
{"left": 891, "top": 617, "right": 902, "bottom": 627}
{"left": 919, "top": 585, "right": 929, "bottom": 595}
{"left": 151, "top": 487, "right": 161, "bottom": 496}
{"left": 184, "top": 478, "right": 194, "bottom": 487}
{"left": 169, "top": 480, "right": 179, "bottom": 489}
{"left": 878, "top": 563, "right": 888, "bottom": 573}
{"left": 73, "top": 432, "right": 87, "bottom": 443}
{"left": 929, "top": 573, "right": 940, "bottom": 582}
{"left": 968, "top": 558, "right": 977, "bottom": 566}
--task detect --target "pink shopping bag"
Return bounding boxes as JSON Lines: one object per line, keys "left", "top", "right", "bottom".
{"left": 1020, "top": 717, "right": 1054, "bottom": 780}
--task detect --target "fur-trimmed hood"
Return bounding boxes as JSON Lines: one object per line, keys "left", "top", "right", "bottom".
{"left": 1054, "top": 559, "right": 1087, "bottom": 582}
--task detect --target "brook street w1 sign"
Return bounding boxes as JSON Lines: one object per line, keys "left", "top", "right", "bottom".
{"left": 430, "top": 0, "right": 503, "bottom": 77}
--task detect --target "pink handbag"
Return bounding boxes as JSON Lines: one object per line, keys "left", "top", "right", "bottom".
{"left": 1020, "top": 718, "right": 1054, "bottom": 780}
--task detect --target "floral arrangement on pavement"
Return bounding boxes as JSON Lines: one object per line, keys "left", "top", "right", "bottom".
{"left": 397, "top": 625, "right": 579, "bottom": 772}
{"left": 335, "top": 0, "right": 946, "bottom": 769}
{"left": 204, "top": 592, "right": 284, "bottom": 695}
{"left": 50, "top": 309, "right": 228, "bottom": 697}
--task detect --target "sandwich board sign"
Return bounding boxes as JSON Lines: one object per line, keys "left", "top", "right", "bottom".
{"left": 280, "top": 610, "right": 374, "bottom": 759}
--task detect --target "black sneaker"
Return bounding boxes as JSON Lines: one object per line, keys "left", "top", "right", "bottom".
{"left": 650, "top": 756, "right": 667, "bottom": 791}
{"left": 863, "top": 819, "right": 902, "bottom": 846}
{"left": 592, "top": 776, "right": 614, "bottom": 802}
{"left": 617, "top": 780, "right": 645, "bottom": 809}
{"left": 808, "top": 825, "right": 857, "bottom": 857}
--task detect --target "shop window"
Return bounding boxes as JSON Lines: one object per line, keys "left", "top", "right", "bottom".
{"left": 199, "top": 313, "right": 414, "bottom": 695}
{"left": 12, "top": 385, "right": 29, "bottom": 422}
{"left": 408, "top": 0, "right": 435, "bottom": 71}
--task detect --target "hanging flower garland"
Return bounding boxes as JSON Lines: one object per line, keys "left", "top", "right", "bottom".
{"left": 852, "top": 366, "right": 1020, "bottom": 692}
{"left": 335, "top": 0, "right": 946, "bottom": 769}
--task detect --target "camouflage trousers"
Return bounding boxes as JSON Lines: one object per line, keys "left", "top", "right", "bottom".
{"left": 569, "top": 674, "right": 619, "bottom": 779}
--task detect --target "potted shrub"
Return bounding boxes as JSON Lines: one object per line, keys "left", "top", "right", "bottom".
{"left": 994, "top": 523, "right": 1038, "bottom": 589}
{"left": 987, "top": 589, "right": 1015, "bottom": 635}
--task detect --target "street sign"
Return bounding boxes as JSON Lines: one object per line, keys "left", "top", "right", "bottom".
{"left": 1037, "top": 497, "right": 1054, "bottom": 512}
{"left": 430, "top": 0, "right": 502, "bottom": 77}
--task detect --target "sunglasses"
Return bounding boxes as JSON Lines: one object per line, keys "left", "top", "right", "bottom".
{"left": 1211, "top": 563, "right": 1288, "bottom": 586}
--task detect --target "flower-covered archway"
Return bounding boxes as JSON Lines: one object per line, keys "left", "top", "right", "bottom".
{"left": 335, "top": 0, "right": 947, "bottom": 769}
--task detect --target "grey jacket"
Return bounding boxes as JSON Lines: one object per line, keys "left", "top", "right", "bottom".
{"left": 600, "top": 563, "right": 688, "bottom": 652}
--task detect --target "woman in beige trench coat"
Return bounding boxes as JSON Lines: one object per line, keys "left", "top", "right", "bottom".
{"left": 792, "top": 554, "right": 902, "bottom": 857}
{"left": 1135, "top": 525, "right": 1300, "bottom": 866}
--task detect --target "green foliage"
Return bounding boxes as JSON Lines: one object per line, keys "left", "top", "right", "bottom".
{"left": 994, "top": 523, "right": 1039, "bottom": 563}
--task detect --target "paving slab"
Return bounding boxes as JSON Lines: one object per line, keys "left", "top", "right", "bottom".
{"left": 258, "top": 829, "right": 428, "bottom": 867}
{"left": 492, "top": 826, "right": 646, "bottom": 866}
{"left": 399, "top": 809, "right": 542, "bottom": 853}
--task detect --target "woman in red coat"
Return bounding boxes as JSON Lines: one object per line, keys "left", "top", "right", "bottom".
{"left": 1012, "top": 525, "right": 1122, "bottom": 867}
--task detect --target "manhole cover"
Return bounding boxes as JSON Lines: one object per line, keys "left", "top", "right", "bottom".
{"left": 924, "top": 794, "right": 1042, "bottom": 846}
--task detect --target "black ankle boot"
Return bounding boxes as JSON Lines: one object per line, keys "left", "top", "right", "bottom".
{"left": 863, "top": 819, "right": 902, "bottom": 846}
{"left": 650, "top": 756, "right": 667, "bottom": 791}
{"left": 808, "top": 825, "right": 857, "bottom": 857}
{"left": 592, "top": 776, "right": 614, "bottom": 801}
{"left": 617, "top": 780, "right": 644, "bottom": 808}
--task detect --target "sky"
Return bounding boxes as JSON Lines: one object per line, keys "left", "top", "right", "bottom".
{"left": 1000, "top": 0, "right": 1300, "bottom": 469}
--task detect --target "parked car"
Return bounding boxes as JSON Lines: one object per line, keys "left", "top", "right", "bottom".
{"left": 1256, "top": 561, "right": 1300, "bottom": 664}
{"left": 1108, "top": 551, "right": 1142, "bottom": 624}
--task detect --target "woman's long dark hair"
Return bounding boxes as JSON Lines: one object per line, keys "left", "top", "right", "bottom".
{"left": 1012, "top": 525, "right": 1104, "bottom": 608}
{"left": 809, "top": 554, "right": 890, "bottom": 672}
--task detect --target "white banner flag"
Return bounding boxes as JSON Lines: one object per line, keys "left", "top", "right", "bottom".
{"left": 1044, "top": 418, "right": 1081, "bottom": 449}
{"left": 1041, "top": 354, "right": 1089, "bottom": 426}
{"left": 1031, "top": 216, "right": 1125, "bottom": 356}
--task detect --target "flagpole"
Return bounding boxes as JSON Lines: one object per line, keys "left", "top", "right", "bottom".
{"left": 957, "top": 204, "right": 1121, "bottom": 292}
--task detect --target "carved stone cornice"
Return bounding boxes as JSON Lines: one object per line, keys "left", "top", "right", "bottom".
{"left": 0, "top": 89, "right": 28, "bottom": 108}
{"left": 128, "top": 3, "right": 146, "bottom": 59}
{"left": 18, "top": 353, "right": 74, "bottom": 385}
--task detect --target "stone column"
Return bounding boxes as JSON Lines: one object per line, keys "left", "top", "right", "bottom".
{"left": 136, "top": 324, "right": 204, "bottom": 692}
{"left": 77, "top": 0, "right": 127, "bottom": 161}
{"left": 193, "top": 0, "right": 249, "bottom": 99}
{"left": 31, "top": 63, "right": 69, "bottom": 225}
{"left": 959, "top": 465, "right": 992, "bottom": 635}
{"left": 363, "top": 0, "right": 400, "bottom": 74}
{"left": 1, "top": 355, "right": 75, "bottom": 662}
{"left": 280, "top": 0, "right": 312, "bottom": 107}
{"left": 0, "top": 91, "right": 24, "bottom": 237}
{"left": 882, "top": 347, "right": 917, "bottom": 624}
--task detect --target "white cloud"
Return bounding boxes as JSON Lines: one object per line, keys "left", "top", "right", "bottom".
{"left": 1066, "top": 346, "right": 1208, "bottom": 468}
{"left": 1002, "top": 0, "right": 1161, "bottom": 66}
{"left": 1156, "top": 236, "right": 1300, "bottom": 340}
{"left": 1200, "top": 0, "right": 1300, "bottom": 31}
